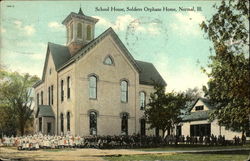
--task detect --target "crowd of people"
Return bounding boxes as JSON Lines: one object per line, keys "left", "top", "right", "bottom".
{"left": 0, "top": 133, "right": 247, "bottom": 150}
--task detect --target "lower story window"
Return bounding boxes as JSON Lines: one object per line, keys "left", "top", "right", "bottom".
{"left": 190, "top": 124, "right": 211, "bottom": 137}
{"left": 39, "top": 117, "right": 42, "bottom": 132}
{"left": 89, "top": 111, "right": 97, "bottom": 135}
{"left": 121, "top": 113, "right": 128, "bottom": 135}
{"left": 140, "top": 119, "right": 146, "bottom": 136}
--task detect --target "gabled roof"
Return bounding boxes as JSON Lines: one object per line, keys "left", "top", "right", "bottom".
{"left": 182, "top": 110, "right": 210, "bottom": 122}
{"left": 181, "top": 98, "right": 215, "bottom": 122}
{"left": 49, "top": 42, "right": 71, "bottom": 70}
{"left": 187, "top": 97, "right": 214, "bottom": 112}
{"left": 32, "top": 42, "right": 71, "bottom": 88}
{"left": 36, "top": 105, "right": 55, "bottom": 118}
{"left": 33, "top": 27, "right": 166, "bottom": 87}
{"left": 136, "top": 60, "right": 166, "bottom": 86}
{"left": 62, "top": 11, "right": 98, "bottom": 25}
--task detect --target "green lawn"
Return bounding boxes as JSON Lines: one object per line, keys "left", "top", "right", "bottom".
{"left": 105, "top": 153, "right": 250, "bottom": 161}
{"left": 137, "top": 144, "right": 250, "bottom": 151}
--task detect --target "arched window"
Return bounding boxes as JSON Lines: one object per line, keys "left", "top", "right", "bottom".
{"left": 60, "top": 113, "right": 64, "bottom": 133}
{"left": 104, "top": 56, "right": 114, "bottom": 65}
{"left": 89, "top": 111, "right": 97, "bottom": 135}
{"left": 89, "top": 75, "right": 97, "bottom": 99}
{"left": 37, "top": 93, "right": 39, "bottom": 106}
{"left": 67, "top": 76, "right": 71, "bottom": 99}
{"left": 77, "top": 23, "right": 82, "bottom": 38}
{"left": 87, "top": 25, "right": 91, "bottom": 40}
{"left": 67, "top": 112, "right": 70, "bottom": 131}
{"left": 67, "top": 27, "right": 70, "bottom": 43}
{"left": 121, "top": 113, "right": 128, "bottom": 135}
{"left": 70, "top": 23, "right": 73, "bottom": 41}
{"left": 140, "top": 92, "right": 146, "bottom": 110}
{"left": 61, "top": 80, "right": 64, "bottom": 102}
{"left": 41, "top": 91, "right": 43, "bottom": 105}
{"left": 121, "top": 80, "right": 128, "bottom": 102}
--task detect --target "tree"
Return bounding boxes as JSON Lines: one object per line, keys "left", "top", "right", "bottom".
{"left": 0, "top": 69, "right": 39, "bottom": 135}
{"left": 184, "top": 87, "right": 203, "bottom": 108}
{"left": 200, "top": 0, "right": 250, "bottom": 134}
{"left": 145, "top": 84, "right": 189, "bottom": 136}
{"left": 0, "top": 104, "right": 17, "bottom": 137}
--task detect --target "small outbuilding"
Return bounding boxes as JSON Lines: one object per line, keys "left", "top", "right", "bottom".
{"left": 177, "top": 98, "right": 247, "bottom": 140}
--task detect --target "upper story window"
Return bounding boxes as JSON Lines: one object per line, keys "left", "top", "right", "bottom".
{"left": 61, "top": 80, "right": 64, "bottom": 102}
{"left": 104, "top": 56, "right": 114, "bottom": 65}
{"left": 51, "top": 85, "right": 53, "bottom": 105}
{"left": 140, "top": 92, "right": 146, "bottom": 110}
{"left": 89, "top": 75, "right": 97, "bottom": 99}
{"left": 87, "top": 25, "right": 91, "bottom": 40}
{"left": 195, "top": 105, "right": 204, "bottom": 111}
{"left": 121, "top": 80, "right": 128, "bottom": 103}
{"left": 41, "top": 91, "right": 43, "bottom": 105}
{"left": 77, "top": 23, "right": 83, "bottom": 38}
{"left": 48, "top": 86, "right": 51, "bottom": 105}
{"left": 70, "top": 23, "right": 73, "bottom": 41}
{"left": 67, "top": 76, "right": 71, "bottom": 99}
{"left": 67, "top": 27, "right": 69, "bottom": 43}
{"left": 37, "top": 93, "right": 39, "bottom": 106}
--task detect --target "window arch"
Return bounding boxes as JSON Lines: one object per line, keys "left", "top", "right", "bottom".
{"left": 87, "top": 25, "right": 91, "bottom": 40}
{"left": 89, "top": 111, "right": 97, "bottom": 135}
{"left": 121, "top": 80, "right": 128, "bottom": 102}
{"left": 121, "top": 112, "right": 129, "bottom": 135}
{"left": 89, "top": 75, "right": 97, "bottom": 99}
{"left": 140, "top": 92, "right": 146, "bottom": 110}
{"left": 104, "top": 55, "right": 114, "bottom": 65}
{"left": 67, "top": 112, "right": 70, "bottom": 131}
{"left": 60, "top": 113, "right": 64, "bottom": 133}
{"left": 77, "top": 23, "right": 83, "bottom": 38}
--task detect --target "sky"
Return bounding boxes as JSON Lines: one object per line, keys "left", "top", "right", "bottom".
{"left": 0, "top": 1, "right": 219, "bottom": 92}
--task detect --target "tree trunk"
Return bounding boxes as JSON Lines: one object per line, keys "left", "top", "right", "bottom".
{"left": 162, "top": 129, "right": 166, "bottom": 137}
{"left": 167, "top": 128, "right": 171, "bottom": 135}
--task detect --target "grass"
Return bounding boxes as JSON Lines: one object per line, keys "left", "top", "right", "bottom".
{"left": 137, "top": 143, "right": 250, "bottom": 151}
{"left": 42, "top": 148, "right": 76, "bottom": 152}
{"left": 105, "top": 153, "right": 250, "bottom": 161}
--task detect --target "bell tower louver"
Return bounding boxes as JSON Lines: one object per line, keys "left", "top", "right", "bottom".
{"left": 62, "top": 8, "right": 99, "bottom": 56}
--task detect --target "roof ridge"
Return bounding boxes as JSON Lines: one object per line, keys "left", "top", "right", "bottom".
{"left": 48, "top": 42, "right": 67, "bottom": 47}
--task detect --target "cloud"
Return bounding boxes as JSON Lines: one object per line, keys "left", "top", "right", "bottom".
{"left": 17, "top": 41, "right": 46, "bottom": 49}
{"left": 147, "top": 23, "right": 160, "bottom": 35}
{"left": 170, "top": 12, "right": 206, "bottom": 36}
{"left": 94, "top": 15, "right": 161, "bottom": 35}
{"left": 1, "top": 49, "right": 44, "bottom": 77}
{"left": 24, "top": 25, "right": 36, "bottom": 35}
{"left": 30, "top": 52, "right": 45, "bottom": 60}
{"left": 48, "top": 21, "right": 64, "bottom": 31}
{"left": 14, "top": 20, "right": 22, "bottom": 28}
{"left": 13, "top": 20, "right": 36, "bottom": 36}
{"left": 152, "top": 53, "right": 208, "bottom": 92}
{"left": 94, "top": 15, "right": 134, "bottom": 31}
{"left": 0, "top": 27, "right": 6, "bottom": 33}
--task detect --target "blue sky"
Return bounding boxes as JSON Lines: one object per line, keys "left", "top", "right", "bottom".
{"left": 0, "top": 1, "right": 219, "bottom": 92}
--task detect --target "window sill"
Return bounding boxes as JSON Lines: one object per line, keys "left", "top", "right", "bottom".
{"left": 89, "top": 98, "right": 97, "bottom": 100}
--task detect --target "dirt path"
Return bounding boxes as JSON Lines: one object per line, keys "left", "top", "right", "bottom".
{"left": 0, "top": 147, "right": 174, "bottom": 161}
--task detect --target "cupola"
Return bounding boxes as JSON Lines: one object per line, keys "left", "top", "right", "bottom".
{"left": 62, "top": 8, "right": 99, "bottom": 56}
